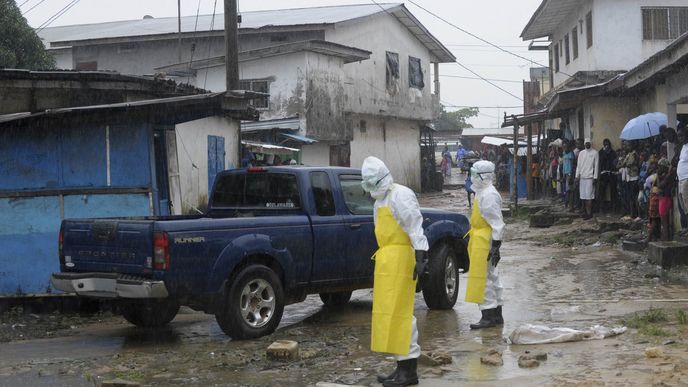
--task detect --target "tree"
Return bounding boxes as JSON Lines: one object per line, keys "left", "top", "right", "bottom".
{"left": 0, "top": 0, "right": 55, "bottom": 70}
{"left": 434, "top": 104, "right": 478, "bottom": 134}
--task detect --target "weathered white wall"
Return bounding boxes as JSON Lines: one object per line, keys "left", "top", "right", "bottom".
{"left": 70, "top": 37, "right": 225, "bottom": 75}
{"left": 301, "top": 142, "right": 330, "bottom": 166}
{"left": 551, "top": 0, "right": 686, "bottom": 88}
{"left": 49, "top": 48, "right": 72, "bottom": 70}
{"left": 588, "top": 97, "right": 639, "bottom": 149}
{"left": 174, "top": 116, "right": 239, "bottom": 214}
{"left": 349, "top": 115, "right": 421, "bottom": 191}
{"left": 327, "top": 13, "right": 436, "bottom": 121}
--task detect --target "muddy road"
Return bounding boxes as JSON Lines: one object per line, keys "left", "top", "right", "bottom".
{"left": 2, "top": 184, "right": 688, "bottom": 386}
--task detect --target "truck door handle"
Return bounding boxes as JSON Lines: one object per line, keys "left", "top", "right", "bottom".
{"left": 350, "top": 223, "right": 361, "bottom": 230}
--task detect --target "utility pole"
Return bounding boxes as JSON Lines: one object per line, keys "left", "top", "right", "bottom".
{"left": 177, "top": 0, "right": 182, "bottom": 63}
{"left": 224, "top": 0, "right": 241, "bottom": 165}
{"left": 225, "top": 0, "right": 239, "bottom": 91}
{"left": 510, "top": 114, "right": 519, "bottom": 213}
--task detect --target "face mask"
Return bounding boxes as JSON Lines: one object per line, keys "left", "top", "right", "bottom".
{"left": 361, "top": 173, "right": 389, "bottom": 193}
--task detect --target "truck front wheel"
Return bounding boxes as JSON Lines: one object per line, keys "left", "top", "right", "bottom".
{"left": 215, "top": 264, "right": 285, "bottom": 340}
{"left": 120, "top": 299, "right": 180, "bottom": 328}
{"left": 422, "top": 243, "right": 459, "bottom": 309}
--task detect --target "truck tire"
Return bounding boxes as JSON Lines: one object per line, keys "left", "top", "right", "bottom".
{"left": 121, "top": 299, "right": 180, "bottom": 328}
{"left": 319, "top": 291, "right": 352, "bottom": 307}
{"left": 422, "top": 243, "right": 459, "bottom": 309}
{"left": 215, "top": 264, "right": 285, "bottom": 340}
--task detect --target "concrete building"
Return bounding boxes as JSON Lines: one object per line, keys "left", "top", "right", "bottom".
{"left": 38, "top": 4, "right": 455, "bottom": 190}
{"left": 522, "top": 0, "right": 688, "bottom": 147}
{"left": 0, "top": 70, "right": 252, "bottom": 295}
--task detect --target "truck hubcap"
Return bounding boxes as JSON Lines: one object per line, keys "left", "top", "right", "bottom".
{"left": 239, "top": 278, "right": 275, "bottom": 328}
{"left": 445, "top": 257, "right": 457, "bottom": 299}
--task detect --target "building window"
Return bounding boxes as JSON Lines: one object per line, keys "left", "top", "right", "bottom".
{"left": 408, "top": 56, "right": 424, "bottom": 89}
{"left": 75, "top": 61, "right": 97, "bottom": 70}
{"left": 586, "top": 11, "right": 593, "bottom": 48}
{"left": 359, "top": 120, "right": 367, "bottom": 133}
{"left": 386, "top": 51, "right": 400, "bottom": 95}
{"left": 239, "top": 79, "right": 269, "bottom": 109}
{"left": 559, "top": 40, "right": 563, "bottom": 56}
{"left": 564, "top": 33, "right": 570, "bottom": 64}
{"left": 117, "top": 43, "right": 138, "bottom": 54}
{"left": 642, "top": 7, "right": 688, "bottom": 40}
{"left": 572, "top": 27, "right": 579, "bottom": 59}
{"left": 553, "top": 43, "right": 560, "bottom": 72}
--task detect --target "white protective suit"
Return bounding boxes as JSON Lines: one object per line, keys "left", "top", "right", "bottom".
{"left": 470, "top": 160, "right": 506, "bottom": 310}
{"left": 361, "top": 156, "right": 428, "bottom": 360}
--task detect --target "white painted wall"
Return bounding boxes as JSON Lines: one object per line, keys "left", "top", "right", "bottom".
{"left": 174, "top": 116, "right": 239, "bottom": 214}
{"left": 301, "top": 142, "right": 330, "bottom": 166}
{"left": 327, "top": 13, "right": 436, "bottom": 121}
{"left": 49, "top": 48, "right": 72, "bottom": 70}
{"left": 551, "top": 0, "right": 686, "bottom": 87}
{"left": 349, "top": 115, "right": 421, "bottom": 191}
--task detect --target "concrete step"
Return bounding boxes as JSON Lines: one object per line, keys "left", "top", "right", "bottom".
{"left": 648, "top": 241, "right": 688, "bottom": 269}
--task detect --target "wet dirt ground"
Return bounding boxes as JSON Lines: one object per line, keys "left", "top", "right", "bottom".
{"left": 2, "top": 176, "right": 688, "bottom": 387}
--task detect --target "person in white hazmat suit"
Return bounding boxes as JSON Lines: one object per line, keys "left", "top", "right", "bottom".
{"left": 360, "top": 156, "right": 428, "bottom": 387}
{"left": 465, "top": 160, "right": 506, "bottom": 329}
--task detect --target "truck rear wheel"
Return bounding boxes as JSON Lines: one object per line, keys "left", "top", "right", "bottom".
{"left": 319, "top": 291, "right": 352, "bottom": 307}
{"left": 422, "top": 243, "right": 459, "bottom": 309}
{"left": 121, "top": 299, "right": 180, "bottom": 328}
{"left": 215, "top": 264, "right": 285, "bottom": 340}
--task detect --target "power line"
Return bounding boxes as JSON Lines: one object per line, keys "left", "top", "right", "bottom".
{"left": 405, "top": 0, "right": 576, "bottom": 79}
{"left": 442, "top": 103, "right": 522, "bottom": 109}
{"left": 18, "top": 0, "right": 32, "bottom": 7}
{"left": 369, "top": 0, "right": 523, "bottom": 102}
{"left": 441, "top": 74, "right": 522, "bottom": 83}
{"left": 36, "top": 0, "right": 81, "bottom": 32}
{"left": 202, "top": 0, "right": 219, "bottom": 90}
{"left": 23, "top": 0, "right": 47, "bottom": 14}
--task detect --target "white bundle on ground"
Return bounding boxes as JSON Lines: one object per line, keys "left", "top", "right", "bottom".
{"left": 508, "top": 324, "right": 627, "bottom": 345}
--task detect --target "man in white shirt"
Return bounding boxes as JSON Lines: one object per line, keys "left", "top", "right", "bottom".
{"left": 677, "top": 127, "right": 688, "bottom": 233}
{"left": 575, "top": 138, "right": 599, "bottom": 220}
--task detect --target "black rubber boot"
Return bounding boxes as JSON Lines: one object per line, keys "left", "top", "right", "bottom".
{"left": 495, "top": 306, "right": 504, "bottom": 325}
{"left": 382, "top": 359, "right": 418, "bottom": 387}
{"left": 376, "top": 364, "right": 398, "bottom": 383}
{"left": 470, "top": 308, "right": 496, "bottom": 329}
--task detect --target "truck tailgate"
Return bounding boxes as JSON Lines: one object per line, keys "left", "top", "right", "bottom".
{"left": 62, "top": 219, "right": 154, "bottom": 275}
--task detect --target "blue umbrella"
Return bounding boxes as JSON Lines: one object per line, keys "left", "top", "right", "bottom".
{"left": 619, "top": 112, "right": 668, "bottom": 140}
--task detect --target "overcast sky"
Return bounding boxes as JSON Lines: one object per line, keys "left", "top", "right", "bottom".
{"left": 18, "top": 0, "right": 548, "bottom": 128}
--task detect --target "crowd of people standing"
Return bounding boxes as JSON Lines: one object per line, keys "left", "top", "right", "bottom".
{"left": 534, "top": 124, "right": 688, "bottom": 240}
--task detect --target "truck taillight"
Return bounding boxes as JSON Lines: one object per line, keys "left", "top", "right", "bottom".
{"left": 58, "top": 227, "right": 65, "bottom": 265}
{"left": 153, "top": 232, "right": 170, "bottom": 270}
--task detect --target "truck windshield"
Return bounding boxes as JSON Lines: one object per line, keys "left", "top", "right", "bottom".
{"left": 212, "top": 173, "right": 301, "bottom": 209}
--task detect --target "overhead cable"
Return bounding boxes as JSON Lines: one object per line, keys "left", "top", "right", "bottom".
{"left": 36, "top": 0, "right": 81, "bottom": 32}
{"left": 369, "top": 0, "right": 522, "bottom": 101}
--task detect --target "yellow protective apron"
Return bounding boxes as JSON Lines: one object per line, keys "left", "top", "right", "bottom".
{"left": 371, "top": 206, "right": 416, "bottom": 355}
{"left": 465, "top": 197, "right": 492, "bottom": 304}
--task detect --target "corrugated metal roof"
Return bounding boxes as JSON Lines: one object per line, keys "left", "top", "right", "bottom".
{"left": 38, "top": 3, "right": 455, "bottom": 63}
{"left": 521, "top": 0, "right": 580, "bottom": 40}
{"left": 39, "top": 3, "right": 401, "bottom": 44}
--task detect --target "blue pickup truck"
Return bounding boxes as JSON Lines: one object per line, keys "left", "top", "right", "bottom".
{"left": 52, "top": 167, "right": 469, "bottom": 339}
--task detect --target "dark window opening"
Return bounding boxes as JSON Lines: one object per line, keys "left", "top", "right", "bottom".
{"left": 572, "top": 27, "right": 579, "bottom": 59}
{"left": 239, "top": 79, "right": 269, "bottom": 109}
{"left": 211, "top": 173, "right": 300, "bottom": 209}
{"left": 408, "top": 56, "right": 424, "bottom": 89}
{"left": 270, "top": 34, "right": 288, "bottom": 42}
{"left": 564, "top": 33, "right": 570, "bottom": 64}
{"left": 75, "top": 61, "right": 97, "bottom": 70}
{"left": 586, "top": 11, "right": 593, "bottom": 47}
{"left": 339, "top": 175, "right": 374, "bottom": 215}
{"left": 359, "top": 120, "right": 367, "bottom": 133}
{"left": 310, "top": 172, "right": 335, "bottom": 216}
{"left": 553, "top": 44, "right": 560, "bottom": 72}
{"left": 643, "top": 7, "right": 688, "bottom": 40}
{"left": 386, "top": 51, "right": 400, "bottom": 95}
